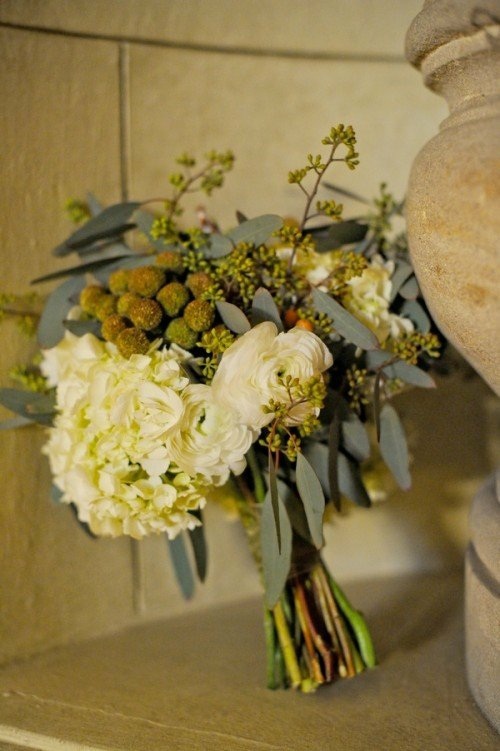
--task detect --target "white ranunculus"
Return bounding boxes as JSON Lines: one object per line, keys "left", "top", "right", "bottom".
{"left": 344, "top": 256, "right": 414, "bottom": 344}
{"left": 169, "top": 383, "right": 254, "bottom": 485}
{"left": 211, "top": 322, "right": 332, "bottom": 431}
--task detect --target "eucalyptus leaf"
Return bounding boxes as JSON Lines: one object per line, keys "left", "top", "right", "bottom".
{"left": 187, "top": 511, "right": 208, "bottom": 583}
{"left": 322, "top": 182, "right": 370, "bottom": 205}
{"left": 32, "top": 255, "right": 133, "bottom": 285}
{"left": 295, "top": 453, "right": 325, "bottom": 549}
{"left": 226, "top": 214, "right": 283, "bottom": 247}
{"left": 321, "top": 221, "right": 368, "bottom": 250}
{"left": 68, "top": 503, "right": 98, "bottom": 539}
{"left": 337, "top": 453, "right": 371, "bottom": 507}
{"left": 93, "top": 254, "right": 153, "bottom": 283}
{"left": 167, "top": 533, "right": 195, "bottom": 600}
{"left": 280, "top": 481, "right": 313, "bottom": 543}
{"left": 0, "top": 415, "right": 32, "bottom": 429}
{"left": 311, "top": 288, "right": 379, "bottom": 350}
{"left": 389, "top": 261, "right": 413, "bottom": 302}
{"left": 51, "top": 484, "right": 64, "bottom": 503}
{"left": 261, "top": 488, "right": 292, "bottom": 608}
{"left": 341, "top": 411, "right": 370, "bottom": 461}
{"left": 399, "top": 275, "right": 419, "bottom": 300}
{"left": 77, "top": 239, "right": 137, "bottom": 261}
{"left": 236, "top": 210, "right": 248, "bottom": 224}
{"left": 215, "top": 301, "right": 251, "bottom": 334}
{"left": 86, "top": 192, "right": 104, "bottom": 217}
{"left": 53, "top": 201, "right": 141, "bottom": 256}
{"left": 63, "top": 319, "right": 102, "bottom": 337}
{"left": 202, "top": 233, "right": 233, "bottom": 259}
{"left": 0, "top": 388, "right": 55, "bottom": 426}
{"left": 379, "top": 404, "right": 411, "bottom": 490}
{"left": 366, "top": 350, "right": 435, "bottom": 389}
{"left": 251, "top": 288, "right": 283, "bottom": 331}
{"left": 37, "top": 276, "right": 86, "bottom": 348}
{"left": 401, "top": 300, "right": 431, "bottom": 333}
{"left": 268, "top": 459, "right": 281, "bottom": 552}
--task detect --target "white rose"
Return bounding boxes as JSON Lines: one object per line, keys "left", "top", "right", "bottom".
{"left": 211, "top": 322, "right": 332, "bottom": 431}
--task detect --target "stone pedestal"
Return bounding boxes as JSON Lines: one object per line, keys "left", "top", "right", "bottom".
{"left": 405, "top": 0, "right": 500, "bottom": 731}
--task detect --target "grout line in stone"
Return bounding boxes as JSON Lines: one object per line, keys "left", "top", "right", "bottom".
{"left": 0, "top": 20, "right": 406, "bottom": 64}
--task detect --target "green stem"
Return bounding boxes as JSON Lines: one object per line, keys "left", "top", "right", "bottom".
{"left": 327, "top": 573, "right": 377, "bottom": 669}
{"left": 246, "top": 446, "right": 266, "bottom": 504}
{"left": 264, "top": 607, "right": 277, "bottom": 689}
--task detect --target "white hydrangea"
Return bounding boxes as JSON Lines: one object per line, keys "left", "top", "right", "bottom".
{"left": 42, "top": 333, "right": 251, "bottom": 540}
{"left": 344, "top": 256, "right": 414, "bottom": 344}
{"left": 211, "top": 322, "right": 333, "bottom": 432}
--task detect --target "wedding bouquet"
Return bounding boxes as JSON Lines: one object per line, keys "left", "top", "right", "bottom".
{"left": 1, "top": 125, "right": 442, "bottom": 692}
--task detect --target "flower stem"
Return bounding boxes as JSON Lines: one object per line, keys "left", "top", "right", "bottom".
{"left": 272, "top": 599, "right": 302, "bottom": 689}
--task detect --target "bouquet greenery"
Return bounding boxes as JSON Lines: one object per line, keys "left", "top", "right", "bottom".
{"left": 0, "top": 125, "right": 442, "bottom": 692}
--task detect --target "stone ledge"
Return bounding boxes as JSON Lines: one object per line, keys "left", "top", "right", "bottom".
{"left": 0, "top": 572, "right": 497, "bottom": 750}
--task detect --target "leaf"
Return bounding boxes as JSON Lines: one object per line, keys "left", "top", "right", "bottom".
{"left": 310, "top": 221, "right": 368, "bottom": 253}
{"left": 389, "top": 261, "right": 413, "bottom": 302}
{"left": 261, "top": 487, "right": 292, "bottom": 608}
{"left": 341, "top": 411, "right": 370, "bottom": 461}
{"left": 236, "top": 210, "right": 248, "bottom": 224}
{"left": 268, "top": 458, "right": 281, "bottom": 552}
{"left": 63, "top": 319, "right": 102, "bottom": 337}
{"left": 0, "top": 388, "right": 55, "bottom": 426}
{"left": 399, "top": 275, "right": 419, "bottom": 300}
{"left": 295, "top": 453, "right": 325, "bottom": 549}
{"left": 367, "top": 351, "right": 436, "bottom": 389}
{"left": 0, "top": 415, "right": 32, "bottom": 429}
{"left": 51, "top": 484, "right": 64, "bottom": 503}
{"left": 311, "top": 288, "right": 379, "bottom": 350}
{"left": 77, "top": 239, "right": 137, "bottom": 261}
{"left": 401, "top": 300, "right": 431, "bottom": 333}
{"left": 31, "top": 255, "right": 133, "bottom": 284}
{"left": 187, "top": 510, "right": 208, "bottom": 583}
{"left": 303, "top": 439, "right": 340, "bottom": 510}
{"left": 86, "top": 192, "right": 104, "bottom": 217}
{"left": 337, "top": 453, "right": 371, "bottom": 507}
{"left": 53, "top": 202, "right": 141, "bottom": 256}
{"left": 280, "top": 480, "right": 313, "bottom": 544}
{"left": 93, "top": 254, "right": 153, "bottom": 284}
{"left": 379, "top": 404, "right": 411, "bottom": 490}
{"left": 374, "top": 370, "right": 382, "bottom": 441}
{"left": 167, "top": 533, "right": 195, "bottom": 600}
{"left": 322, "top": 182, "right": 371, "bottom": 205}
{"left": 251, "top": 288, "right": 283, "bottom": 331}
{"left": 202, "top": 233, "right": 233, "bottom": 259}
{"left": 37, "top": 276, "right": 86, "bottom": 348}
{"left": 225, "top": 214, "right": 283, "bottom": 247}
{"left": 215, "top": 301, "right": 251, "bottom": 334}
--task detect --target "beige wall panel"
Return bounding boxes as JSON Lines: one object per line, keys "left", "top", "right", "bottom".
{"left": 0, "top": 1, "right": 425, "bottom": 57}
{"left": 0, "top": 28, "right": 136, "bottom": 664}
{"left": 127, "top": 46, "right": 447, "bottom": 225}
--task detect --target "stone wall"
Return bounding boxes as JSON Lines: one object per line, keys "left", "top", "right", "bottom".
{"left": 0, "top": 1, "right": 495, "bottom": 665}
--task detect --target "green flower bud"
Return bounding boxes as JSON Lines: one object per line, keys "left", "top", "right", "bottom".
{"left": 101, "top": 314, "right": 130, "bottom": 343}
{"left": 183, "top": 299, "right": 214, "bottom": 332}
{"left": 128, "top": 265, "right": 166, "bottom": 297}
{"left": 116, "top": 327, "right": 150, "bottom": 358}
{"left": 117, "top": 292, "right": 140, "bottom": 316}
{"left": 186, "top": 271, "right": 212, "bottom": 298}
{"left": 155, "top": 250, "right": 185, "bottom": 275}
{"left": 157, "top": 282, "right": 190, "bottom": 317}
{"left": 108, "top": 269, "right": 130, "bottom": 295}
{"left": 165, "top": 318, "right": 198, "bottom": 350}
{"left": 95, "top": 294, "right": 118, "bottom": 322}
{"left": 80, "top": 285, "right": 106, "bottom": 316}
{"left": 129, "top": 298, "right": 163, "bottom": 331}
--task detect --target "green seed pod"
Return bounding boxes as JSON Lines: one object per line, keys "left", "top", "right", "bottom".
{"left": 157, "top": 282, "right": 190, "bottom": 317}
{"left": 129, "top": 298, "right": 163, "bottom": 331}
{"left": 155, "top": 250, "right": 185, "bottom": 275}
{"left": 116, "top": 327, "right": 151, "bottom": 358}
{"left": 183, "top": 299, "right": 214, "bottom": 332}
{"left": 186, "top": 271, "right": 212, "bottom": 298}
{"left": 128, "top": 265, "right": 166, "bottom": 297}
{"left": 108, "top": 269, "right": 130, "bottom": 295}
{"left": 117, "top": 292, "right": 140, "bottom": 317}
{"left": 95, "top": 294, "right": 118, "bottom": 322}
{"left": 80, "top": 285, "right": 106, "bottom": 316}
{"left": 165, "top": 317, "right": 198, "bottom": 350}
{"left": 101, "top": 314, "right": 129, "bottom": 343}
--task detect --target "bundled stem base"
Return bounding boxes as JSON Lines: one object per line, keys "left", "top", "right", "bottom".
{"left": 265, "top": 560, "right": 376, "bottom": 692}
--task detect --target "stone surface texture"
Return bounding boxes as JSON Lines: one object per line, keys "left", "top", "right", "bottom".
{"left": 405, "top": 0, "right": 500, "bottom": 732}
{"left": 0, "top": 6, "right": 497, "bottom": 745}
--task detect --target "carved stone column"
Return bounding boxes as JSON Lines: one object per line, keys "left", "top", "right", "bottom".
{"left": 405, "top": 0, "right": 500, "bottom": 732}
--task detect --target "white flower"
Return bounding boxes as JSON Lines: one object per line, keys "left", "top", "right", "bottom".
{"left": 169, "top": 383, "right": 254, "bottom": 485}
{"left": 42, "top": 334, "right": 208, "bottom": 540}
{"left": 344, "top": 256, "right": 414, "bottom": 344}
{"left": 211, "top": 322, "right": 332, "bottom": 431}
